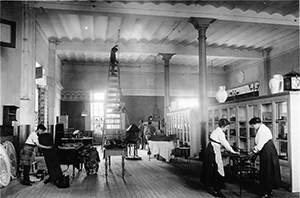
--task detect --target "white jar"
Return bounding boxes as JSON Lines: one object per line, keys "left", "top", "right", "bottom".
{"left": 215, "top": 86, "right": 228, "bottom": 103}
{"left": 269, "top": 74, "right": 283, "bottom": 94}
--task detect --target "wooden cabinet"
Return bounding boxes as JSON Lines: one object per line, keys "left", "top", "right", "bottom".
{"left": 1, "top": 106, "right": 18, "bottom": 137}
{"left": 3, "top": 105, "right": 18, "bottom": 126}
{"left": 207, "top": 91, "right": 300, "bottom": 192}
{"left": 166, "top": 108, "right": 200, "bottom": 157}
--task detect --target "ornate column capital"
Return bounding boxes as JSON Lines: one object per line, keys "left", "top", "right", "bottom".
{"left": 188, "top": 17, "right": 216, "bottom": 30}
{"left": 48, "top": 38, "right": 60, "bottom": 51}
{"left": 158, "top": 53, "right": 175, "bottom": 63}
{"left": 262, "top": 47, "right": 272, "bottom": 58}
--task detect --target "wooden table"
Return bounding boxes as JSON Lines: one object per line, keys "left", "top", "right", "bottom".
{"left": 61, "top": 137, "right": 93, "bottom": 146}
{"left": 148, "top": 141, "right": 175, "bottom": 162}
{"left": 57, "top": 143, "right": 84, "bottom": 177}
{"left": 103, "top": 148, "right": 125, "bottom": 178}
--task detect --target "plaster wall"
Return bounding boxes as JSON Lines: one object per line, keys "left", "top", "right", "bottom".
{"left": 122, "top": 95, "right": 164, "bottom": 126}
{"left": 61, "top": 65, "right": 108, "bottom": 92}
{"left": 62, "top": 64, "right": 202, "bottom": 97}
{"left": 223, "top": 47, "right": 299, "bottom": 96}
{"left": 35, "top": 28, "right": 49, "bottom": 73}
{"left": 0, "top": 1, "right": 22, "bottom": 125}
{"left": 270, "top": 48, "right": 299, "bottom": 75}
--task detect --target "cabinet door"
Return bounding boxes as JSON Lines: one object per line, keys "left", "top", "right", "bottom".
{"left": 261, "top": 102, "right": 273, "bottom": 130}
{"left": 248, "top": 104, "right": 258, "bottom": 149}
{"left": 238, "top": 106, "right": 247, "bottom": 151}
{"left": 275, "top": 100, "right": 288, "bottom": 160}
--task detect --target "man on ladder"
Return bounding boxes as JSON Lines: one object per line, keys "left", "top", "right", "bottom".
{"left": 110, "top": 45, "right": 118, "bottom": 76}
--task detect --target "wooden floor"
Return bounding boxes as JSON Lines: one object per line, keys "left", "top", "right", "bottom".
{"left": 1, "top": 146, "right": 299, "bottom": 198}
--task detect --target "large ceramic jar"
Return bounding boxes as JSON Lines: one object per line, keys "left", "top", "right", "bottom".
{"left": 269, "top": 74, "right": 283, "bottom": 94}
{"left": 215, "top": 86, "right": 228, "bottom": 103}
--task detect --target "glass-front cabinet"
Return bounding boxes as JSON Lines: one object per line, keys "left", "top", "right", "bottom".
{"left": 237, "top": 106, "right": 247, "bottom": 151}
{"left": 274, "top": 100, "right": 288, "bottom": 160}
{"left": 248, "top": 104, "right": 258, "bottom": 149}
{"left": 207, "top": 92, "right": 300, "bottom": 192}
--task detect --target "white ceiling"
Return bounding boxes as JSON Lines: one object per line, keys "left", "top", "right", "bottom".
{"left": 34, "top": 1, "right": 299, "bottom": 69}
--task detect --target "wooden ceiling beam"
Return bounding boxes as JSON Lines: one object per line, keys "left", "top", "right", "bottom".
{"left": 57, "top": 42, "right": 261, "bottom": 59}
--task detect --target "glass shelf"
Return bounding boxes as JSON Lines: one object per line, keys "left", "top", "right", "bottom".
{"left": 250, "top": 128, "right": 256, "bottom": 137}
{"left": 239, "top": 121, "right": 247, "bottom": 137}
{"left": 214, "top": 109, "right": 219, "bottom": 122}
{"left": 261, "top": 103, "right": 272, "bottom": 121}
{"left": 208, "top": 110, "right": 213, "bottom": 122}
{"left": 221, "top": 108, "right": 228, "bottom": 119}
{"left": 277, "top": 122, "right": 287, "bottom": 140}
{"left": 249, "top": 104, "right": 258, "bottom": 118}
{"left": 277, "top": 140, "right": 288, "bottom": 160}
{"left": 229, "top": 107, "right": 236, "bottom": 122}
{"left": 276, "top": 101, "right": 287, "bottom": 120}
{"left": 238, "top": 106, "right": 247, "bottom": 121}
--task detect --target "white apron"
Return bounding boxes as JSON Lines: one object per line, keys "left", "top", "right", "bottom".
{"left": 211, "top": 141, "right": 224, "bottom": 177}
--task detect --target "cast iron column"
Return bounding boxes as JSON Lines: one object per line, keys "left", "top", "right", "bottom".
{"left": 188, "top": 17, "right": 216, "bottom": 154}
{"left": 262, "top": 48, "right": 272, "bottom": 96}
{"left": 47, "top": 39, "right": 59, "bottom": 131}
{"left": 159, "top": 53, "right": 175, "bottom": 132}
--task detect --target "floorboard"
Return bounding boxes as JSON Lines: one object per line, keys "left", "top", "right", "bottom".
{"left": 1, "top": 146, "right": 299, "bottom": 198}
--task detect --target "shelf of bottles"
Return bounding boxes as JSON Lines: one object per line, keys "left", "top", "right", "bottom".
{"left": 229, "top": 107, "right": 236, "bottom": 147}
{"left": 275, "top": 100, "right": 288, "bottom": 160}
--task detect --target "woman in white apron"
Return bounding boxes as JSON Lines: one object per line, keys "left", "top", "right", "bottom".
{"left": 201, "top": 118, "right": 239, "bottom": 198}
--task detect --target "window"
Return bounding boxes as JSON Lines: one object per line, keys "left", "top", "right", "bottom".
{"left": 90, "top": 92, "right": 105, "bottom": 130}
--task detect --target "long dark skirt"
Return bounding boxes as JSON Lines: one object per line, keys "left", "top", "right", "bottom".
{"left": 201, "top": 142, "right": 225, "bottom": 191}
{"left": 259, "top": 139, "right": 281, "bottom": 194}
{"left": 39, "top": 133, "right": 63, "bottom": 182}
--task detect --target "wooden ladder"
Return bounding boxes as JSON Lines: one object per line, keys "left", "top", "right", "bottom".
{"left": 102, "top": 54, "right": 126, "bottom": 145}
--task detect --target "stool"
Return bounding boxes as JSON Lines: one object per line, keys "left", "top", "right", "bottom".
{"left": 173, "top": 147, "right": 190, "bottom": 163}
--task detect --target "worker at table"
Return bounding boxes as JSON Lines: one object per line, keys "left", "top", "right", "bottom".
{"left": 201, "top": 118, "right": 239, "bottom": 198}
{"left": 249, "top": 117, "right": 281, "bottom": 198}
{"left": 19, "top": 124, "right": 52, "bottom": 186}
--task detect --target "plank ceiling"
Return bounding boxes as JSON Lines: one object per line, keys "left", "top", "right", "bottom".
{"left": 34, "top": 0, "right": 299, "bottom": 69}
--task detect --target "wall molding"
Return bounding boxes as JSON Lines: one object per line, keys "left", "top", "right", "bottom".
{"left": 61, "top": 90, "right": 90, "bottom": 101}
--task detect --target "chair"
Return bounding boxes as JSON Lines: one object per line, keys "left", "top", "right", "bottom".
{"left": 228, "top": 151, "right": 259, "bottom": 196}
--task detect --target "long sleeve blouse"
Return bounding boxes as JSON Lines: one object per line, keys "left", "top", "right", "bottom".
{"left": 210, "top": 127, "right": 235, "bottom": 153}
{"left": 253, "top": 124, "right": 273, "bottom": 153}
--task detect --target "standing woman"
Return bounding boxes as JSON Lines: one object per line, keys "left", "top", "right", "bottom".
{"left": 249, "top": 117, "right": 281, "bottom": 198}
{"left": 138, "top": 119, "right": 145, "bottom": 149}
{"left": 19, "top": 124, "right": 52, "bottom": 185}
{"left": 201, "top": 118, "right": 239, "bottom": 198}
